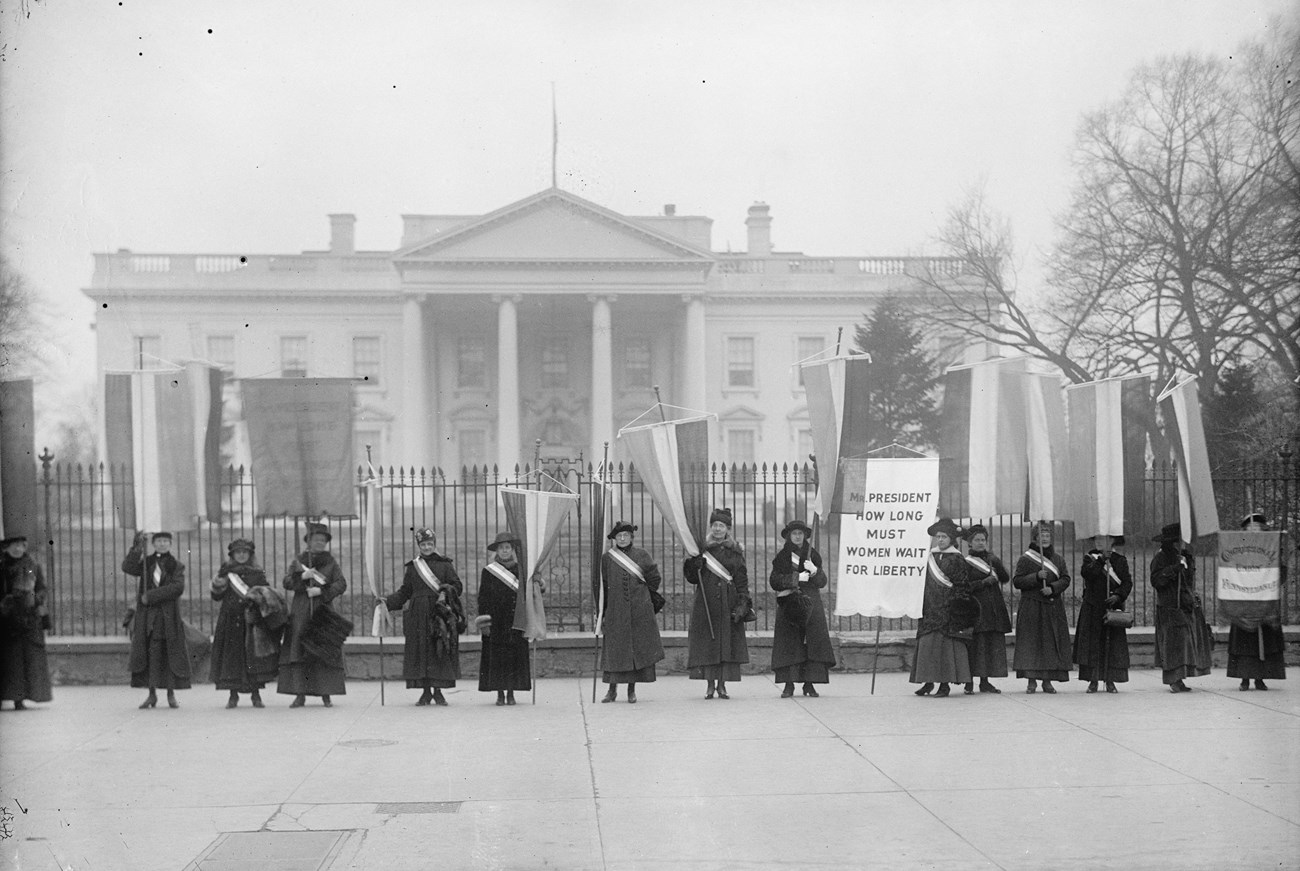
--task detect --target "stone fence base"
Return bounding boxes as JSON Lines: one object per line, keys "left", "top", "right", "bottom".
{"left": 42, "top": 628, "right": 1300, "bottom": 686}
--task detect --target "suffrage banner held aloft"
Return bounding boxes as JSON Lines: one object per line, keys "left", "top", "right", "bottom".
{"left": 241, "top": 378, "right": 355, "bottom": 517}
{"left": 834, "top": 457, "right": 939, "bottom": 619}
{"left": 1217, "top": 531, "right": 1283, "bottom": 630}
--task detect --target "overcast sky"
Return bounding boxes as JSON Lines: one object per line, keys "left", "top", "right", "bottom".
{"left": 0, "top": 0, "right": 1290, "bottom": 440}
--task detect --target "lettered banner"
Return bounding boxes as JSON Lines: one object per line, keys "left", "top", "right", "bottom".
{"left": 834, "top": 457, "right": 939, "bottom": 619}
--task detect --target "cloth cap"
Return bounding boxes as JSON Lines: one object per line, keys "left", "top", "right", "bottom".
{"left": 227, "top": 538, "right": 255, "bottom": 555}
{"left": 1152, "top": 522, "right": 1182, "bottom": 544}
{"left": 607, "top": 521, "right": 637, "bottom": 540}
{"left": 709, "top": 507, "right": 733, "bottom": 527}
{"left": 1091, "top": 533, "right": 1125, "bottom": 547}
{"left": 1, "top": 535, "right": 28, "bottom": 548}
{"left": 961, "top": 524, "right": 988, "bottom": 541}
{"left": 151, "top": 531, "right": 173, "bottom": 542}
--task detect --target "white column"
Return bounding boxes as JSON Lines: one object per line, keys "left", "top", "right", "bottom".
{"left": 401, "top": 294, "right": 428, "bottom": 467}
{"left": 682, "top": 294, "right": 707, "bottom": 413}
{"left": 589, "top": 295, "right": 614, "bottom": 465}
{"left": 495, "top": 295, "right": 521, "bottom": 474}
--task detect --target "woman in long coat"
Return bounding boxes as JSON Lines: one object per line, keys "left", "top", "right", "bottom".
{"left": 123, "top": 531, "right": 191, "bottom": 708}
{"left": 381, "top": 528, "right": 465, "bottom": 706}
{"left": 278, "top": 523, "right": 349, "bottom": 707}
{"left": 0, "top": 535, "right": 53, "bottom": 709}
{"left": 1012, "top": 520, "right": 1072, "bottom": 693}
{"left": 596, "top": 521, "right": 665, "bottom": 703}
{"left": 961, "top": 524, "right": 1011, "bottom": 694}
{"left": 911, "top": 518, "right": 976, "bottom": 698}
{"left": 477, "top": 531, "right": 531, "bottom": 706}
{"left": 1073, "top": 534, "right": 1133, "bottom": 693}
{"left": 769, "top": 519, "right": 834, "bottom": 698}
{"left": 1227, "top": 513, "right": 1286, "bottom": 690}
{"left": 210, "top": 538, "right": 283, "bottom": 708}
{"left": 683, "top": 508, "right": 750, "bottom": 699}
{"left": 1151, "top": 522, "right": 1213, "bottom": 692}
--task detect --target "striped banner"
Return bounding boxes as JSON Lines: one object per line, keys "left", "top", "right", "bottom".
{"left": 501, "top": 486, "right": 579, "bottom": 641}
{"left": 617, "top": 416, "right": 711, "bottom": 556}
{"left": 1066, "top": 375, "right": 1154, "bottom": 540}
{"left": 104, "top": 365, "right": 222, "bottom": 531}
{"left": 801, "top": 355, "right": 872, "bottom": 516}
{"left": 0, "top": 379, "right": 37, "bottom": 540}
{"left": 1016, "top": 370, "right": 1070, "bottom": 521}
{"left": 1158, "top": 376, "right": 1220, "bottom": 540}
{"left": 590, "top": 475, "right": 613, "bottom": 635}
{"left": 938, "top": 357, "right": 1027, "bottom": 517}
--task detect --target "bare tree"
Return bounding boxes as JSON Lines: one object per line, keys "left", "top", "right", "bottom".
{"left": 0, "top": 255, "right": 42, "bottom": 378}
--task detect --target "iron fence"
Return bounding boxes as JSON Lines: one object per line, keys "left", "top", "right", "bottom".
{"left": 32, "top": 453, "right": 1299, "bottom": 638}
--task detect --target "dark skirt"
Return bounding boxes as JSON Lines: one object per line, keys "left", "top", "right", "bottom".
{"left": 603, "top": 664, "right": 657, "bottom": 684}
{"left": 688, "top": 663, "right": 742, "bottom": 682}
{"left": 967, "top": 631, "right": 1009, "bottom": 678}
{"left": 910, "top": 632, "right": 971, "bottom": 684}
{"left": 1226, "top": 624, "right": 1286, "bottom": 680}
{"left": 132, "top": 632, "right": 192, "bottom": 690}
{"left": 277, "top": 661, "right": 346, "bottom": 696}
{"left": 478, "top": 636, "right": 531, "bottom": 691}
{"left": 774, "top": 662, "right": 830, "bottom": 684}
{"left": 0, "top": 624, "right": 53, "bottom": 702}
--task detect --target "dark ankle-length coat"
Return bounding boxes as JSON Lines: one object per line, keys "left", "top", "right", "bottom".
{"left": 1072, "top": 548, "right": 1133, "bottom": 682}
{"left": 768, "top": 541, "right": 835, "bottom": 679}
{"left": 477, "top": 560, "right": 531, "bottom": 691}
{"left": 1011, "top": 544, "right": 1072, "bottom": 681}
{"left": 386, "top": 552, "right": 465, "bottom": 689}
{"left": 596, "top": 545, "right": 665, "bottom": 682}
{"left": 210, "top": 559, "right": 279, "bottom": 691}
{"left": 1150, "top": 545, "right": 1212, "bottom": 684}
{"left": 0, "top": 551, "right": 53, "bottom": 702}
{"left": 123, "top": 545, "right": 192, "bottom": 690}
{"left": 277, "top": 551, "right": 348, "bottom": 696}
{"left": 684, "top": 538, "right": 750, "bottom": 677}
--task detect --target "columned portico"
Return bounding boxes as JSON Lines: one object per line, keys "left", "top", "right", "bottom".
{"left": 682, "top": 294, "right": 707, "bottom": 413}
{"left": 401, "top": 294, "right": 429, "bottom": 465}
{"left": 589, "top": 294, "right": 614, "bottom": 465}
{"left": 495, "top": 294, "right": 522, "bottom": 472}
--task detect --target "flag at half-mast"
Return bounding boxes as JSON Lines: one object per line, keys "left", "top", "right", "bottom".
{"left": 800, "top": 353, "right": 872, "bottom": 516}
{"left": 618, "top": 415, "right": 711, "bottom": 555}
{"left": 501, "top": 484, "right": 579, "bottom": 641}
{"left": 1158, "top": 376, "right": 1219, "bottom": 540}
{"left": 1065, "top": 374, "right": 1156, "bottom": 540}
{"left": 938, "top": 357, "right": 1028, "bottom": 518}
{"left": 104, "top": 363, "right": 224, "bottom": 530}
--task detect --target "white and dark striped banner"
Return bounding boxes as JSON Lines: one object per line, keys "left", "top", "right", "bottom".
{"left": 1066, "top": 374, "right": 1154, "bottom": 539}
{"left": 939, "top": 357, "right": 1028, "bottom": 518}
{"left": 802, "top": 355, "right": 872, "bottom": 516}
{"left": 617, "top": 416, "right": 711, "bottom": 556}
{"left": 1158, "top": 376, "right": 1219, "bottom": 540}
{"left": 501, "top": 486, "right": 579, "bottom": 641}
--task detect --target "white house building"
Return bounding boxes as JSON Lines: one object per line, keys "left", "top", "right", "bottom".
{"left": 85, "top": 187, "right": 985, "bottom": 473}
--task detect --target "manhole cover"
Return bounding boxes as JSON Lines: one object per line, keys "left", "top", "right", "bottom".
{"left": 185, "top": 830, "right": 354, "bottom": 870}
{"left": 375, "top": 801, "right": 463, "bottom": 815}
{"left": 337, "top": 738, "right": 398, "bottom": 749}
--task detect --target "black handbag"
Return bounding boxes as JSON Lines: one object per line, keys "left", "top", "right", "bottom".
{"left": 1102, "top": 609, "right": 1134, "bottom": 629}
{"left": 649, "top": 588, "right": 666, "bottom": 614}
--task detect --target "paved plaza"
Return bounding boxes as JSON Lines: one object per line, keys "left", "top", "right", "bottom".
{"left": 0, "top": 671, "right": 1296, "bottom": 870}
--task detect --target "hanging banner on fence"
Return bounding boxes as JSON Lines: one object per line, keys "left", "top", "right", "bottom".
{"left": 1217, "top": 531, "right": 1283, "bottom": 630}
{"left": 0, "top": 379, "right": 37, "bottom": 540}
{"left": 241, "top": 378, "right": 355, "bottom": 517}
{"left": 834, "top": 457, "right": 938, "bottom": 619}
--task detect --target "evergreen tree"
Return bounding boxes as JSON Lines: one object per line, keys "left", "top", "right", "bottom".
{"left": 852, "top": 296, "right": 941, "bottom": 451}
{"left": 1203, "top": 361, "right": 1265, "bottom": 468}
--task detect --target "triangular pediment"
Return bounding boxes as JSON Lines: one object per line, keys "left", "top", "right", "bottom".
{"left": 395, "top": 189, "right": 713, "bottom": 264}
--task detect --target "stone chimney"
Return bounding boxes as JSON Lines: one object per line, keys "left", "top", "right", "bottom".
{"left": 328, "top": 213, "right": 356, "bottom": 255}
{"left": 663, "top": 204, "right": 676, "bottom": 216}
{"left": 746, "top": 202, "right": 771, "bottom": 255}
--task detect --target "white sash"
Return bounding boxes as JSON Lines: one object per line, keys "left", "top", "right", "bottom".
{"left": 1022, "top": 549, "right": 1061, "bottom": 579}
{"left": 608, "top": 548, "right": 646, "bottom": 583}
{"left": 964, "top": 555, "right": 993, "bottom": 578}
{"left": 778, "top": 550, "right": 808, "bottom": 597}
{"left": 151, "top": 562, "right": 162, "bottom": 588}
{"left": 412, "top": 557, "right": 442, "bottom": 594}
{"left": 928, "top": 549, "right": 956, "bottom": 588}
{"left": 486, "top": 561, "right": 520, "bottom": 592}
{"left": 1105, "top": 563, "right": 1123, "bottom": 591}
{"left": 702, "top": 551, "right": 733, "bottom": 583}
{"left": 226, "top": 572, "right": 250, "bottom": 598}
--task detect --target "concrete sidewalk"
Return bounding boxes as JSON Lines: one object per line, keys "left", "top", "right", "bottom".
{"left": 0, "top": 672, "right": 1296, "bottom": 870}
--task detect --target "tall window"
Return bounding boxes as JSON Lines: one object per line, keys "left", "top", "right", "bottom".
{"left": 726, "top": 337, "right": 756, "bottom": 388}
{"left": 206, "top": 335, "right": 235, "bottom": 371}
{"left": 541, "top": 336, "right": 570, "bottom": 389}
{"left": 727, "top": 428, "right": 757, "bottom": 465}
{"left": 622, "top": 338, "right": 652, "bottom": 388}
{"left": 132, "top": 335, "right": 161, "bottom": 369}
{"left": 797, "top": 428, "right": 814, "bottom": 464}
{"left": 352, "top": 336, "right": 381, "bottom": 385}
{"left": 458, "top": 428, "right": 487, "bottom": 470}
{"left": 280, "top": 336, "right": 307, "bottom": 378}
{"left": 796, "top": 336, "right": 823, "bottom": 386}
{"left": 457, "top": 338, "right": 486, "bottom": 389}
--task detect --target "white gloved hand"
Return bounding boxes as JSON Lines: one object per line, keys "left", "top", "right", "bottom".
{"left": 797, "top": 571, "right": 811, "bottom": 584}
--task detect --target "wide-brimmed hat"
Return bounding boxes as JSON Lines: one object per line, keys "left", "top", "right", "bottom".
{"left": 926, "top": 518, "right": 962, "bottom": 539}
{"left": 414, "top": 527, "right": 436, "bottom": 544}
{"left": 1, "top": 534, "right": 28, "bottom": 548}
{"left": 151, "top": 531, "right": 173, "bottom": 542}
{"left": 227, "top": 538, "right": 255, "bottom": 555}
{"left": 709, "top": 507, "right": 733, "bottom": 527}
{"left": 607, "top": 521, "right": 637, "bottom": 540}
{"left": 303, "top": 523, "right": 331, "bottom": 542}
{"left": 1241, "top": 512, "right": 1268, "bottom": 529}
{"left": 781, "top": 519, "right": 813, "bottom": 540}
{"left": 1091, "top": 533, "right": 1125, "bottom": 547}
{"left": 487, "top": 531, "right": 520, "bottom": 552}
{"left": 961, "top": 524, "right": 988, "bottom": 541}
{"left": 1151, "top": 522, "right": 1182, "bottom": 544}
